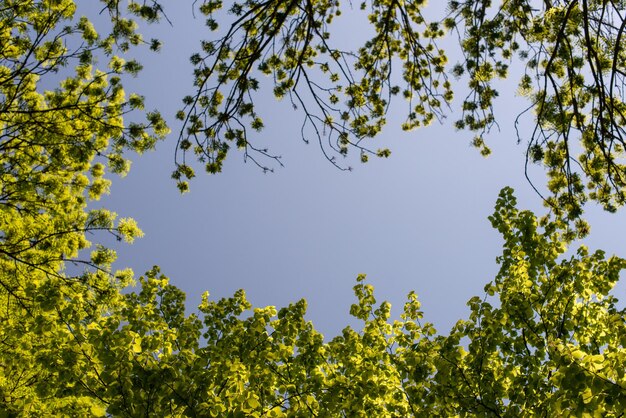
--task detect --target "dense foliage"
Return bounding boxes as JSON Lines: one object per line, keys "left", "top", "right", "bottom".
{"left": 1, "top": 0, "right": 626, "bottom": 416}
{"left": 0, "top": 0, "right": 167, "bottom": 413}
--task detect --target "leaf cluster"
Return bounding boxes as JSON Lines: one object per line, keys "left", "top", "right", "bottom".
{"left": 172, "top": 0, "right": 452, "bottom": 190}
{"left": 175, "top": 0, "right": 626, "bottom": 225}
{"left": 0, "top": 1, "right": 167, "bottom": 413}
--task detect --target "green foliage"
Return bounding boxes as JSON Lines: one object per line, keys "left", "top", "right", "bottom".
{"left": 0, "top": 0, "right": 167, "bottom": 414}
{"left": 449, "top": 0, "right": 626, "bottom": 223}
{"left": 85, "top": 188, "right": 625, "bottom": 416}
{"left": 175, "top": 0, "right": 626, "bottom": 222}
{"left": 3, "top": 1, "right": 626, "bottom": 416}
{"left": 173, "top": 0, "right": 452, "bottom": 187}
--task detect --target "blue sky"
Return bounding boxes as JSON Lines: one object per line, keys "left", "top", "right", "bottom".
{"left": 90, "top": 1, "right": 626, "bottom": 337}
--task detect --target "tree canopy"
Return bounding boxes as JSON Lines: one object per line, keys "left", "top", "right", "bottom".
{"left": 1, "top": 0, "right": 626, "bottom": 416}
{"left": 173, "top": 0, "right": 626, "bottom": 223}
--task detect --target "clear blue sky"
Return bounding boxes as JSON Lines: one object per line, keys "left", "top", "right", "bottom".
{"left": 89, "top": 1, "right": 626, "bottom": 338}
